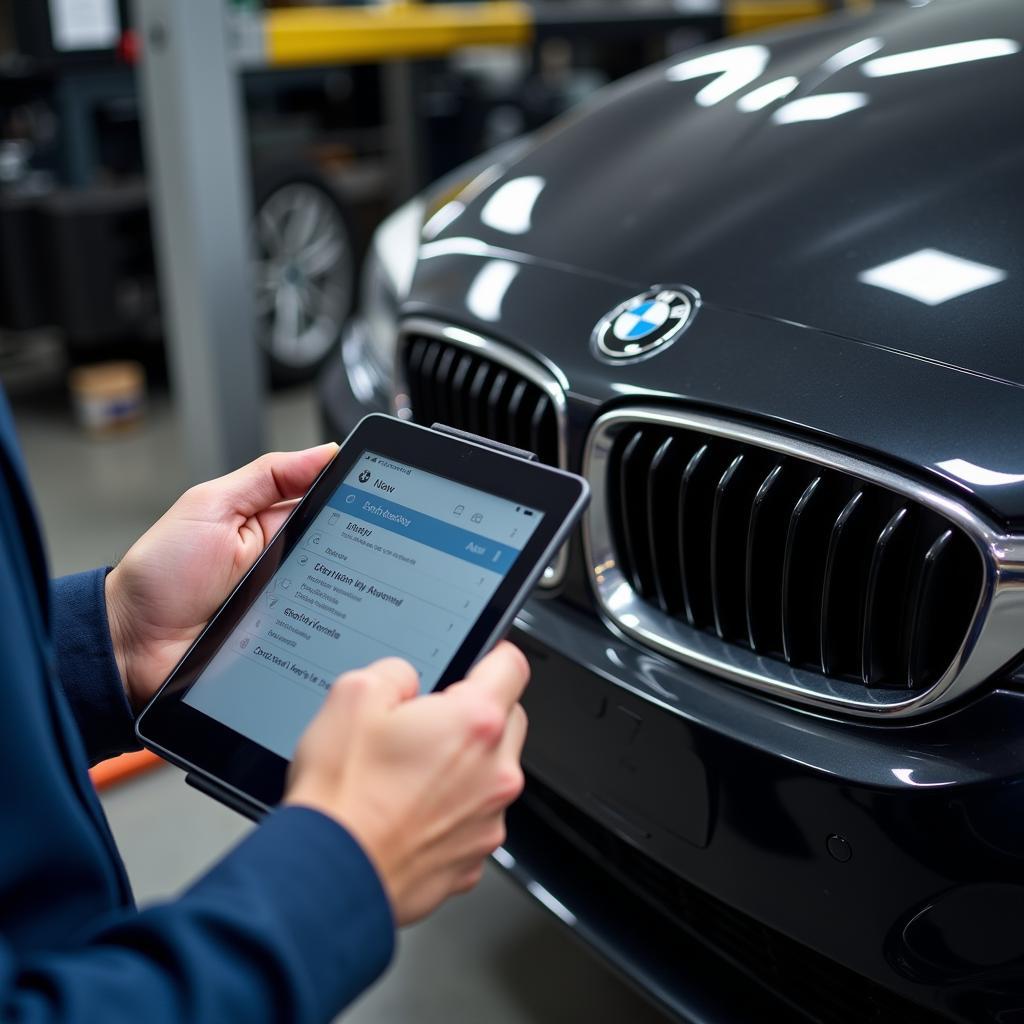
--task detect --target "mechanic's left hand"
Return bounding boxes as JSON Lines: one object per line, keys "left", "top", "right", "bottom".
{"left": 105, "top": 444, "right": 338, "bottom": 711}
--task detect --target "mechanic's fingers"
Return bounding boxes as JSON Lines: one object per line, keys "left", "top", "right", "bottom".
{"left": 364, "top": 657, "right": 421, "bottom": 705}
{"left": 213, "top": 444, "right": 339, "bottom": 518}
{"left": 498, "top": 703, "right": 528, "bottom": 762}
{"left": 328, "top": 657, "right": 420, "bottom": 712}
{"left": 458, "top": 641, "right": 530, "bottom": 712}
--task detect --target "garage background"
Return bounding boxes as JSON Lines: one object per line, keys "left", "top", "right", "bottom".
{"left": 0, "top": 1, "right": 865, "bottom": 1019}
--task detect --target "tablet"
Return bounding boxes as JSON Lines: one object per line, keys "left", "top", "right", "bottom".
{"left": 136, "top": 414, "right": 589, "bottom": 815}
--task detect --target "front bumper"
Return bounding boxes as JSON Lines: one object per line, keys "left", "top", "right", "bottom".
{"left": 509, "top": 597, "right": 1024, "bottom": 1024}
{"left": 319, "top": 335, "right": 1024, "bottom": 1024}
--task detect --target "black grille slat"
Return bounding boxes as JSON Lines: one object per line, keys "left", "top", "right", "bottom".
{"left": 433, "top": 346, "right": 459, "bottom": 427}
{"left": 907, "top": 527, "right": 980, "bottom": 689}
{"left": 861, "top": 506, "right": 914, "bottom": 688}
{"left": 541, "top": 403, "right": 559, "bottom": 467}
{"left": 416, "top": 340, "right": 444, "bottom": 425}
{"left": 450, "top": 352, "right": 475, "bottom": 427}
{"left": 745, "top": 463, "right": 786, "bottom": 654}
{"left": 905, "top": 528, "right": 953, "bottom": 688}
{"left": 781, "top": 477, "right": 823, "bottom": 666}
{"left": 616, "top": 430, "right": 661, "bottom": 600}
{"left": 529, "top": 393, "right": 551, "bottom": 464}
{"left": 819, "top": 491, "right": 865, "bottom": 677}
{"left": 710, "top": 455, "right": 744, "bottom": 637}
{"left": 678, "top": 443, "right": 715, "bottom": 628}
{"left": 466, "top": 361, "right": 493, "bottom": 436}
{"left": 486, "top": 369, "right": 511, "bottom": 441}
{"left": 647, "top": 436, "right": 682, "bottom": 613}
{"left": 605, "top": 421, "right": 985, "bottom": 699}
{"left": 711, "top": 454, "right": 766, "bottom": 641}
{"left": 506, "top": 378, "right": 530, "bottom": 449}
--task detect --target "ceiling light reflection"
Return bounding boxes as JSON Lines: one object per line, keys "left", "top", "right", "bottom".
{"left": 858, "top": 248, "right": 1006, "bottom": 305}
{"left": 772, "top": 92, "right": 867, "bottom": 124}
{"left": 892, "top": 768, "right": 954, "bottom": 788}
{"left": 373, "top": 198, "right": 427, "bottom": 296}
{"left": 491, "top": 847, "right": 516, "bottom": 870}
{"left": 862, "top": 38, "right": 1020, "bottom": 78}
{"left": 465, "top": 259, "right": 519, "bottom": 322}
{"left": 666, "top": 44, "right": 770, "bottom": 106}
{"left": 479, "top": 175, "right": 545, "bottom": 235}
{"left": 607, "top": 582, "right": 633, "bottom": 613}
{"left": 526, "top": 881, "right": 577, "bottom": 926}
{"left": 936, "top": 459, "right": 1024, "bottom": 487}
{"left": 822, "top": 37, "right": 884, "bottom": 74}
{"left": 421, "top": 200, "right": 464, "bottom": 240}
{"left": 737, "top": 76, "right": 798, "bottom": 112}
{"left": 420, "top": 236, "right": 491, "bottom": 261}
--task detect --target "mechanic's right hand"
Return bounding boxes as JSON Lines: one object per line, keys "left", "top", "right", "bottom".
{"left": 284, "top": 641, "right": 529, "bottom": 926}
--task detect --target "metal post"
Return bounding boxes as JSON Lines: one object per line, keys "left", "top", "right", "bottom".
{"left": 383, "top": 61, "right": 424, "bottom": 204}
{"left": 132, "top": 0, "right": 266, "bottom": 483}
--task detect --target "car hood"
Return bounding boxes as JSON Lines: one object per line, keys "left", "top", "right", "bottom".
{"left": 433, "top": 0, "right": 1024, "bottom": 387}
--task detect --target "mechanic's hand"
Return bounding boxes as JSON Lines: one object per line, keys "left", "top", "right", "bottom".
{"left": 286, "top": 642, "right": 529, "bottom": 926}
{"left": 105, "top": 444, "right": 338, "bottom": 711}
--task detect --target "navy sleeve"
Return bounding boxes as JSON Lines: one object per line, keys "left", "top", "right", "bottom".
{"left": 1, "top": 806, "right": 395, "bottom": 1023}
{"left": 50, "top": 568, "right": 139, "bottom": 764}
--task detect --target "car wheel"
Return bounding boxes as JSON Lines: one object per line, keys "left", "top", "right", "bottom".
{"left": 252, "top": 167, "right": 356, "bottom": 385}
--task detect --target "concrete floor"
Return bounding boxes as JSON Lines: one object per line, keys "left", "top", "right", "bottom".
{"left": 3, "top": 349, "right": 670, "bottom": 1024}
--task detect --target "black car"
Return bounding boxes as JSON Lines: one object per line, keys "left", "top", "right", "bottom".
{"left": 319, "top": 2, "right": 1024, "bottom": 1020}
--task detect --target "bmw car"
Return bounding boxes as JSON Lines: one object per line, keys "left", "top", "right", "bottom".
{"left": 318, "top": 2, "right": 1024, "bottom": 1020}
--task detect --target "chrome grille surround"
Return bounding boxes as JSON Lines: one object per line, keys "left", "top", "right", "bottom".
{"left": 394, "top": 317, "right": 570, "bottom": 588}
{"left": 584, "top": 406, "right": 1024, "bottom": 718}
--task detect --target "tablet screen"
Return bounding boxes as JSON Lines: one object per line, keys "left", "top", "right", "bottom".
{"left": 184, "top": 450, "right": 545, "bottom": 759}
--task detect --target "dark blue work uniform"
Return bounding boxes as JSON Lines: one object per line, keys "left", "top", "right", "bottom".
{"left": 0, "top": 391, "right": 393, "bottom": 1022}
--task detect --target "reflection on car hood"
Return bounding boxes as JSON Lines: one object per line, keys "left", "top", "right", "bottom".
{"left": 438, "top": 0, "right": 1024, "bottom": 387}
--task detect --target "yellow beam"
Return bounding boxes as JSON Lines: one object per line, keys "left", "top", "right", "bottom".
{"left": 725, "top": 0, "right": 831, "bottom": 36}
{"left": 264, "top": 3, "right": 534, "bottom": 67}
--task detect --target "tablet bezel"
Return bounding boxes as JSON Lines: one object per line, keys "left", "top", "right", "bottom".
{"left": 135, "top": 414, "right": 588, "bottom": 810}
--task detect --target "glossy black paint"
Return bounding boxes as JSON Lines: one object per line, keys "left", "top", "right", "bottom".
{"left": 421, "top": 0, "right": 1024, "bottom": 524}
{"left": 320, "top": 2, "right": 1024, "bottom": 1020}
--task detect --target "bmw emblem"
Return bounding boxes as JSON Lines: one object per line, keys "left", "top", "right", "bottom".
{"left": 593, "top": 286, "right": 697, "bottom": 360}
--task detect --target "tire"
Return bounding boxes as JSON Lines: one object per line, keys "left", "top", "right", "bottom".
{"left": 251, "top": 165, "right": 358, "bottom": 385}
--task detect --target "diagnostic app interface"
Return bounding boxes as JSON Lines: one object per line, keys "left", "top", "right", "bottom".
{"left": 185, "top": 452, "right": 544, "bottom": 759}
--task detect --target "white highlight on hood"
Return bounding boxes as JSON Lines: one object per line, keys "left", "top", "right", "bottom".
{"left": 465, "top": 259, "right": 520, "bottom": 322}
{"left": 936, "top": 459, "right": 1024, "bottom": 488}
{"left": 858, "top": 248, "right": 1007, "bottom": 305}
{"left": 892, "top": 768, "right": 955, "bottom": 789}
{"left": 372, "top": 197, "right": 426, "bottom": 297}
{"left": 737, "top": 76, "right": 799, "bottom": 111}
{"left": 479, "top": 175, "right": 546, "bottom": 235}
{"left": 772, "top": 92, "right": 868, "bottom": 123}
{"left": 666, "top": 44, "right": 771, "bottom": 106}
{"left": 862, "top": 38, "right": 1020, "bottom": 77}
{"left": 821, "top": 37, "right": 884, "bottom": 74}
{"left": 421, "top": 200, "right": 465, "bottom": 241}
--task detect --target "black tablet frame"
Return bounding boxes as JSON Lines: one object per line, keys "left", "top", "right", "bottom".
{"left": 135, "top": 414, "right": 588, "bottom": 811}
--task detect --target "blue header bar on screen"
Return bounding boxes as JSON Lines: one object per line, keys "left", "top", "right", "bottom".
{"left": 328, "top": 484, "right": 522, "bottom": 574}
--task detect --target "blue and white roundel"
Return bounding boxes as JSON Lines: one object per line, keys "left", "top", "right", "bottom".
{"left": 593, "top": 287, "right": 696, "bottom": 360}
{"left": 612, "top": 299, "right": 670, "bottom": 341}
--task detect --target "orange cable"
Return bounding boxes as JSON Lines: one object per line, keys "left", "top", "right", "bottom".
{"left": 90, "top": 749, "right": 164, "bottom": 790}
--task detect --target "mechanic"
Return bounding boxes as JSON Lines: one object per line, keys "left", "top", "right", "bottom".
{"left": 0, "top": 388, "right": 529, "bottom": 1023}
